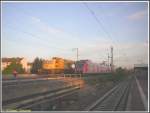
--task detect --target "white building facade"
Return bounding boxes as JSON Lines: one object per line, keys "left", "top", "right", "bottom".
{"left": 2, "top": 57, "right": 29, "bottom": 72}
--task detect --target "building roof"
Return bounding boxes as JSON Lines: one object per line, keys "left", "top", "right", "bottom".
{"left": 134, "top": 64, "right": 148, "bottom": 68}
{"left": 2, "top": 57, "right": 24, "bottom": 63}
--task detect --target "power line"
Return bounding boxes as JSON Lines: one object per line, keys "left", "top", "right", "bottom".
{"left": 3, "top": 25, "right": 77, "bottom": 60}
{"left": 12, "top": 7, "right": 94, "bottom": 61}
{"left": 72, "top": 48, "right": 79, "bottom": 61}
{"left": 83, "top": 3, "right": 131, "bottom": 67}
{"left": 12, "top": 7, "right": 83, "bottom": 46}
{"left": 97, "top": 5, "right": 120, "bottom": 46}
{"left": 2, "top": 12, "right": 67, "bottom": 51}
{"left": 98, "top": 4, "right": 131, "bottom": 61}
{"left": 3, "top": 5, "right": 115, "bottom": 62}
{"left": 4, "top": 24, "right": 72, "bottom": 53}
{"left": 3, "top": 6, "right": 81, "bottom": 61}
{"left": 83, "top": 3, "right": 118, "bottom": 48}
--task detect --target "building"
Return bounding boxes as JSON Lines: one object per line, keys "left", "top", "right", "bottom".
{"left": 2, "top": 59, "right": 12, "bottom": 71}
{"left": 134, "top": 64, "right": 148, "bottom": 73}
{"left": 27, "top": 62, "right": 33, "bottom": 73}
{"left": 2, "top": 57, "right": 28, "bottom": 72}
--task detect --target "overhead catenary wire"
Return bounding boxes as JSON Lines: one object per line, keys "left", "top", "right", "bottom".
{"left": 98, "top": 5, "right": 129, "bottom": 59}
{"left": 98, "top": 5, "right": 120, "bottom": 43}
{"left": 83, "top": 3, "right": 134, "bottom": 67}
{"left": 5, "top": 7, "right": 101, "bottom": 61}
{"left": 2, "top": 6, "right": 81, "bottom": 61}
{"left": 2, "top": 7, "right": 73, "bottom": 51}
{"left": 3, "top": 26, "right": 77, "bottom": 60}
{"left": 83, "top": 2, "right": 118, "bottom": 48}
{"left": 3, "top": 24, "right": 73, "bottom": 53}
{"left": 10, "top": 6, "right": 82, "bottom": 47}
{"left": 11, "top": 5, "right": 111, "bottom": 44}
{"left": 3, "top": 5, "right": 115, "bottom": 62}
{"left": 94, "top": 4, "right": 132, "bottom": 63}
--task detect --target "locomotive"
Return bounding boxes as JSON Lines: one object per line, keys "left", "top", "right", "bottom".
{"left": 42, "top": 57, "right": 74, "bottom": 74}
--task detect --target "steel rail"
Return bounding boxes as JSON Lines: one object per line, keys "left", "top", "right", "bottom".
{"left": 2, "top": 84, "right": 80, "bottom": 110}
{"left": 17, "top": 88, "right": 79, "bottom": 110}
{"left": 85, "top": 78, "right": 131, "bottom": 111}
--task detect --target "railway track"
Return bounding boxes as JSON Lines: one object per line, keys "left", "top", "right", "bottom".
{"left": 2, "top": 84, "right": 81, "bottom": 111}
{"left": 2, "top": 74, "right": 82, "bottom": 86}
{"left": 84, "top": 76, "right": 133, "bottom": 111}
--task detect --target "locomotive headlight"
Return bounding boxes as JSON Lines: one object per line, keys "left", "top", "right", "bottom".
{"left": 71, "top": 64, "right": 75, "bottom": 69}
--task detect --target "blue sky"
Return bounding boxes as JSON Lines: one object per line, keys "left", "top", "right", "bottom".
{"left": 2, "top": 2, "right": 148, "bottom": 68}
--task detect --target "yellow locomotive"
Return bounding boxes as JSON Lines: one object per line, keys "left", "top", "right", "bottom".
{"left": 43, "top": 57, "right": 74, "bottom": 74}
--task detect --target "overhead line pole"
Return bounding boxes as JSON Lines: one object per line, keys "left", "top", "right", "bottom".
{"left": 83, "top": 3, "right": 117, "bottom": 47}
{"left": 108, "top": 53, "right": 109, "bottom": 67}
{"left": 77, "top": 48, "right": 78, "bottom": 61}
{"left": 110, "top": 46, "right": 114, "bottom": 72}
{"left": 72, "top": 48, "right": 79, "bottom": 74}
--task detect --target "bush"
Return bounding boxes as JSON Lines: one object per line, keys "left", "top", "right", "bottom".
{"left": 112, "top": 67, "right": 128, "bottom": 82}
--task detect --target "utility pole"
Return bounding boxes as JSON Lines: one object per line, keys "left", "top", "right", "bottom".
{"left": 72, "top": 48, "right": 78, "bottom": 61}
{"left": 77, "top": 48, "right": 78, "bottom": 61}
{"left": 72, "top": 48, "right": 79, "bottom": 74}
{"left": 108, "top": 53, "right": 109, "bottom": 67}
{"left": 110, "top": 46, "right": 114, "bottom": 72}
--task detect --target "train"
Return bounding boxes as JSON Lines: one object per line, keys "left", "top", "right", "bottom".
{"left": 42, "top": 57, "right": 111, "bottom": 74}
{"left": 75, "top": 60, "right": 111, "bottom": 74}
{"left": 42, "top": 57, "right": 74, "bottom": 74}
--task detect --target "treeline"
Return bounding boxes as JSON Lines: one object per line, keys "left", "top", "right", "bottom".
{"left": 31, "top": 57, "right": 43, "bottom": 74}
{"left": 112, "top": 67, "right": 132, "bottom": 81}
{"left": 2, "top": 60, "right": 25, "bottom": 74}
{"left": 2, "top": 57, "right": 44, "bottom": 74}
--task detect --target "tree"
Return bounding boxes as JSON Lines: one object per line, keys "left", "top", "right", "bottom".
{"left": 30, "top": 57, "right": 43, "bottom": 74}
{"left": 115, "top": 67, "right": 126, "bottom": 75}
{"left": 111, "top": 67, "right": 128, "bottom": 82}
{"left": 2, "top": 61, "right": 25, "bottom": 74}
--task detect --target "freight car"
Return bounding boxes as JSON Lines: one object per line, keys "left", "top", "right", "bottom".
{"left": 75, "top": 60, "right": 111, "bottom": 74}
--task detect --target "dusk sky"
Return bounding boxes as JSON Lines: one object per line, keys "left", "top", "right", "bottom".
{"left": 2, "top": 2, "right": 148, "bottom": 68}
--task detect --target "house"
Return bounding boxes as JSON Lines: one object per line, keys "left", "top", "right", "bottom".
{"left": 2, "top": 57, "right": 28, "bottom": 72}
{"left": 134, "top": 64, "right": 148, "bottom": 73}
{"left": 27, "top": 62, "right": 33, "bottom": 73}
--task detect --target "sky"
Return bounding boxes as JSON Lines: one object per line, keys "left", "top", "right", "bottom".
{"left": 2, "top": 2, "right": 148, "bottom": 68}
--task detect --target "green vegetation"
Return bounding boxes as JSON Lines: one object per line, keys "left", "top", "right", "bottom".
{"left": 2, "top": 60, "right": 25, "bottom": 74}
{"left": 83, "top": 67, "right": 129, "bottom": 85}
{"left": 83, "top": 73, "right": 111, "bottom": 77}
{"left": 110, "top": 67, "right": 129, "bottom": 83}
{"left": 115, "top": 67, "right": 127, "bottom": 76}
{"left": 30, "top": 57, "right": 43, "bottom": 74}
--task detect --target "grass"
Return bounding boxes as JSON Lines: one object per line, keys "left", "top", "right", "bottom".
{"left": 82, "top": 71, "right": 129, "bottom": 86}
